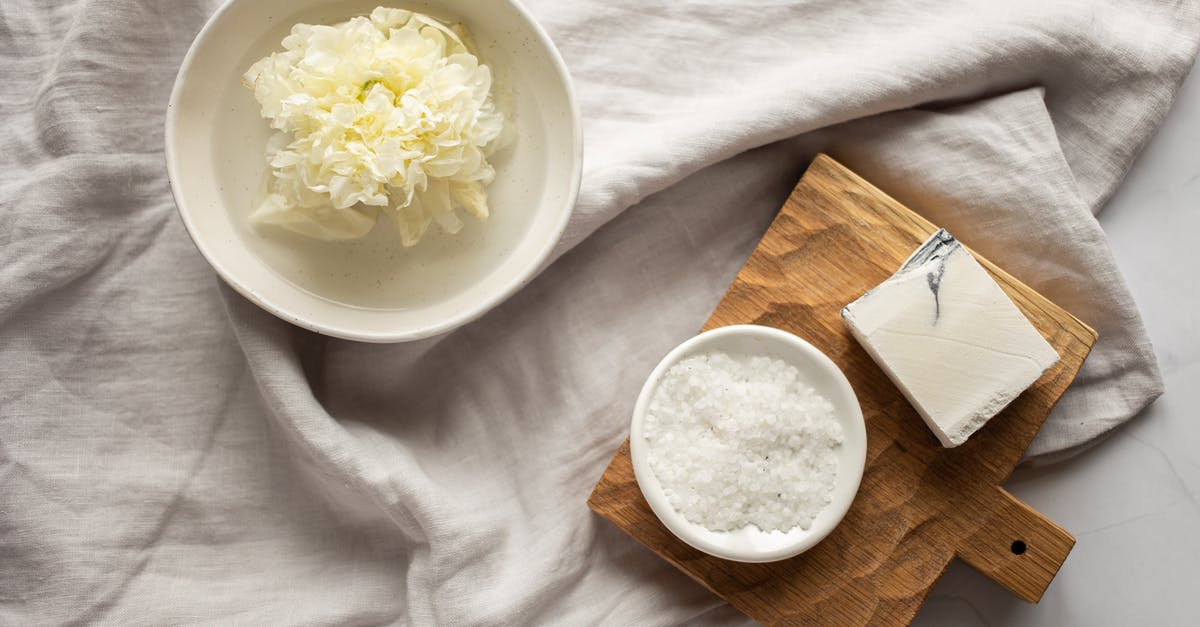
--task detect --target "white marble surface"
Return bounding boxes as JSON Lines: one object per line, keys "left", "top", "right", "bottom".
{"left": 914, "top": 67, "right": 1200, "bottom": 624}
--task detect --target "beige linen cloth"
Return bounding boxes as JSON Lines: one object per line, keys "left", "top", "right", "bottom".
{"left": 2, "top": 0, "right": 1198, "bottom": 624}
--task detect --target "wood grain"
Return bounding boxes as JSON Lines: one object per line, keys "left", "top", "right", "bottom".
{"left": 587, "top": 154, "right": 1096, "bottom": 626}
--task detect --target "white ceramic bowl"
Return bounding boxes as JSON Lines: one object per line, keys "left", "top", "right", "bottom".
{"left": 166, "top": 0, "right": 581, "bottom": 342}
{"left": 630, "top": 324, "right": 867, "bottom": 563}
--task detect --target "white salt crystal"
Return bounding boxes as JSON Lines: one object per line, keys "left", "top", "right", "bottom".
{"left": 643, "top": 351, "right": 845, "bottom": 533}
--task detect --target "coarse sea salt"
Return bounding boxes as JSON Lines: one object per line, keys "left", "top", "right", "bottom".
{"left": 643, "top": 351, "right": 844, "bottom": 533}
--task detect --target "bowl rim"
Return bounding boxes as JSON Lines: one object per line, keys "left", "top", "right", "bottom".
{"left": 164, "top": 0, "right": 583, "bottom": 343}
{"left": 629, "top": 324, "right": 867, "bottom": 563}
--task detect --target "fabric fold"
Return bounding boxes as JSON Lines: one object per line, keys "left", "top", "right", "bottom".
{"left": 1, "top": 0, "right": 1197, "bottom": 624}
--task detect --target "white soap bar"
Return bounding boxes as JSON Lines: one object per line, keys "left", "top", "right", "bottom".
{"left": 841, "top": 230, "right": 1059, "bottom": 447}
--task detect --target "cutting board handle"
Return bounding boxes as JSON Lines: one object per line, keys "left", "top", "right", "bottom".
{"left": 956, "top": 487, "right": 1075, "bottom": 603}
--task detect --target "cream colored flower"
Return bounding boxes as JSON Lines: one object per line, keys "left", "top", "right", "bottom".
{"left": 243, "top": 7, "right": 506, "bottom": 245}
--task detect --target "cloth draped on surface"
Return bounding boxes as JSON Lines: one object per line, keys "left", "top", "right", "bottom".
{"left": 2, "top": 0, "right": 1197, "bottom": 624}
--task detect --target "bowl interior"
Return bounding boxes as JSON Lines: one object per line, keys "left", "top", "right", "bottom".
{"left": 630, "top": 324, "right": 867, "bottom": 563}
{"left": 167, "top": 0, "right": 580, "bottom": 341}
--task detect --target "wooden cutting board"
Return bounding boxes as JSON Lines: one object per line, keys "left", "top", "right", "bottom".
{"left": 587, "top": 154, "right": 1097, "bottom": 625}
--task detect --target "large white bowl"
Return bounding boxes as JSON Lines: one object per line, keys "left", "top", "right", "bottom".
{"left": 166, "top": 0, "right": 581, "bottom": 342}
{"left": 630, "top": 325, "right": 867, "bottom": 563}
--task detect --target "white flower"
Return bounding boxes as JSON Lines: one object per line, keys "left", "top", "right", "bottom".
{"left": 242, "top": 7, "right": 506, "bottom": 246}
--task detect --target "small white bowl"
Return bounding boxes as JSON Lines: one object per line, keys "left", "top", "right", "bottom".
{"left": 166, "top": 0, "right": 581, "bottom": 342}
{"left": 630, "top": 324, "right": 867, "bottom": 563}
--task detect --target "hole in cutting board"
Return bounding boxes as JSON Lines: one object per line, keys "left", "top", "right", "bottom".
{"left": 1011, "top": 540, "right": 1027, "bottom": 555}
